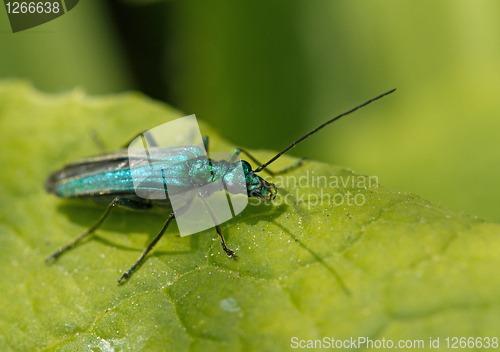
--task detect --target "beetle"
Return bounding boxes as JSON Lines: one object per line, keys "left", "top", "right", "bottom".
{"left": 45, "top": 89, "right": 395, "bottom": 283}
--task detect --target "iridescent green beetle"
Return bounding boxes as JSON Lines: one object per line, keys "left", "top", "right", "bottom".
{"left": 45, "top": 89, "right": 395, "bottom": 283}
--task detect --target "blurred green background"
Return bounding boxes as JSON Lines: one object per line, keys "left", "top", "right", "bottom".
{"left": 1, "top": 0, "right": 499, "bottom": 222}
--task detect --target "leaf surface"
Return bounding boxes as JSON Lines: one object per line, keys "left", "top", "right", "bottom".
{"left": 0, "top": 81, "right": 499, "bottom": 351}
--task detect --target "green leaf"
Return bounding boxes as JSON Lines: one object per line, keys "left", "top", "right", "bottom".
{"left": 1, "top": 81, "right": 499, "bottom": 351}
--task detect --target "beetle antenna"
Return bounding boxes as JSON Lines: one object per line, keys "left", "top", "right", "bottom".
{"left": 254, "top": 88, "right": 396, "bottom": 173}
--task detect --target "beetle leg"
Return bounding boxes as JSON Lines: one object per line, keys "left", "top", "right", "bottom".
{"left": 198, "top": 194, "right": 236, "bottom": 258}
{"left": 46, "top": 198, "right": 151, "bottom": 263}
{"left": 88, "top": 128, "right": 107, "bottom": 153}
{"left": 121, "top": 131, "right": 159, "bottom": 149}
{"left": 202, "top": 135, "right": 210, "bottom": 155}
{"left": 118, "top": 211, "right": 176, "bottom": 284}
{"left": 118, "top": 202, "right": 192, "bottom": 283}
{"left": 214, "top": 223, "right": 236, "bottom": 258}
